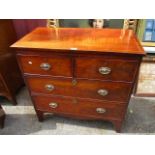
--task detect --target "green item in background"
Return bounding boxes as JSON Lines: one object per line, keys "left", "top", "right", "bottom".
{"left": 136, "top": 19, "right": 146, "bottom": 42}
{"left": 108, "top": 19, "right": 124, "bottom": 28}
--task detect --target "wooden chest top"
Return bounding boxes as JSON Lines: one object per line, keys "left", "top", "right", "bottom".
{"left": 11, "top": 27, "right": 145, "bottom": 55}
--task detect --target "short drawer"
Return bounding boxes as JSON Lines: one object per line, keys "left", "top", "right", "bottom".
{"left": 33, "top": 95, "right": 126, "bottom": 120}
{"left": 27, "top": 77, "right": 132, "bottom": 102}
{"left": 17, "top": 55, "right": 72, "bottom": 77}
{"left": 75, "top": 57, "right": 139, "bottom": 82}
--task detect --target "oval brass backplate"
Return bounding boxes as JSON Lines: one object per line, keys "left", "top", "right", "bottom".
{"left": 49, "top": 102, "right": 58, "bottom": 108}
{"left": 40, "top": 63, "right": 51, "bottom": 71}
{"left": 45, "top": 84, "right": 55, "bottom": 91}
{"left": 99, "top": 67, "right": 111, "bottom": 75}
{"left": 96, "top": 108, "right": 106, "bottom": 114}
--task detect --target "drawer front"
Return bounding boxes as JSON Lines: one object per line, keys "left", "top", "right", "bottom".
{"left": 33, "top": 95, "right": 126, "bottom": 120}
{"left": 18, "top": 55, "right": 72, "bottom": 77}
{"left": 75, "top": 57, "right": 138, "bottom": 82}
{"left": 27, "top": 77, "right": 132, "bottom": 102}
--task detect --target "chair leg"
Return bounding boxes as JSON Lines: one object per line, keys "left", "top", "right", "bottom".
{"left": 0, "top": 107, "right": 5, "bottom": 129}
{"left": 7, "top": 94, "right": 17, "bottom": 105}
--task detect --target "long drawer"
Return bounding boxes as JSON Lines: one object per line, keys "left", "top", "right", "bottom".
{"left": 32, "top": 95, "right": 126, "bottom": 120}
{"left": 27, "top": 77, "right": 132, "bottom": 102}
{"left": 17, "top": 55, "right": 72, "bottom": 77}
{"left": 75, "top": 57, "right": 138, "bottom": 82}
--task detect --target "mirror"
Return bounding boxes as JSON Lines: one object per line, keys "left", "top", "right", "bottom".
{"left": 47, "top": 19, "right": 138, "bottom": 32}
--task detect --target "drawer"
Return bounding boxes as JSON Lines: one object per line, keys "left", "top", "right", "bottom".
{"left": 75, "top": 57, "right": 138, "bottom": 82}
{"left": 33, "top": 95, "right": 126, "bottom": 120}
{"left": 27, "top": 77, "right": 132, "bottom": 102}
{"left": 17, "top": 55, "right": 72, "bottom": 77}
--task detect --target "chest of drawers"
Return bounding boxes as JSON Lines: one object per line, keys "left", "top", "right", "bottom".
{"left": 11, "top": 28, "right": 145, "bottom": 132}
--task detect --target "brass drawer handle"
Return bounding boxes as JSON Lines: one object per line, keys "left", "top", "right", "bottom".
{"left": 49, "top": 102, "right": 58, "bottom": 108}
{"left": 40, "top": 63, "right": 51, "bottom": 71}
{"left": 97, "top": 89, "right": 108, "bottom": 96}
{"left": 96, "top": 108, "right": 106, "bottom": 114}
{"left": 45, "top": 84, "right": 55, "bottom": 91}
{"left": 99, "top": 67, "right": 111, "bottom": 75}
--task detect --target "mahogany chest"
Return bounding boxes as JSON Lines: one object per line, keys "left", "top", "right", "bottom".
{"left": 11, "top": 27, "right": 145, "bottom": 132}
